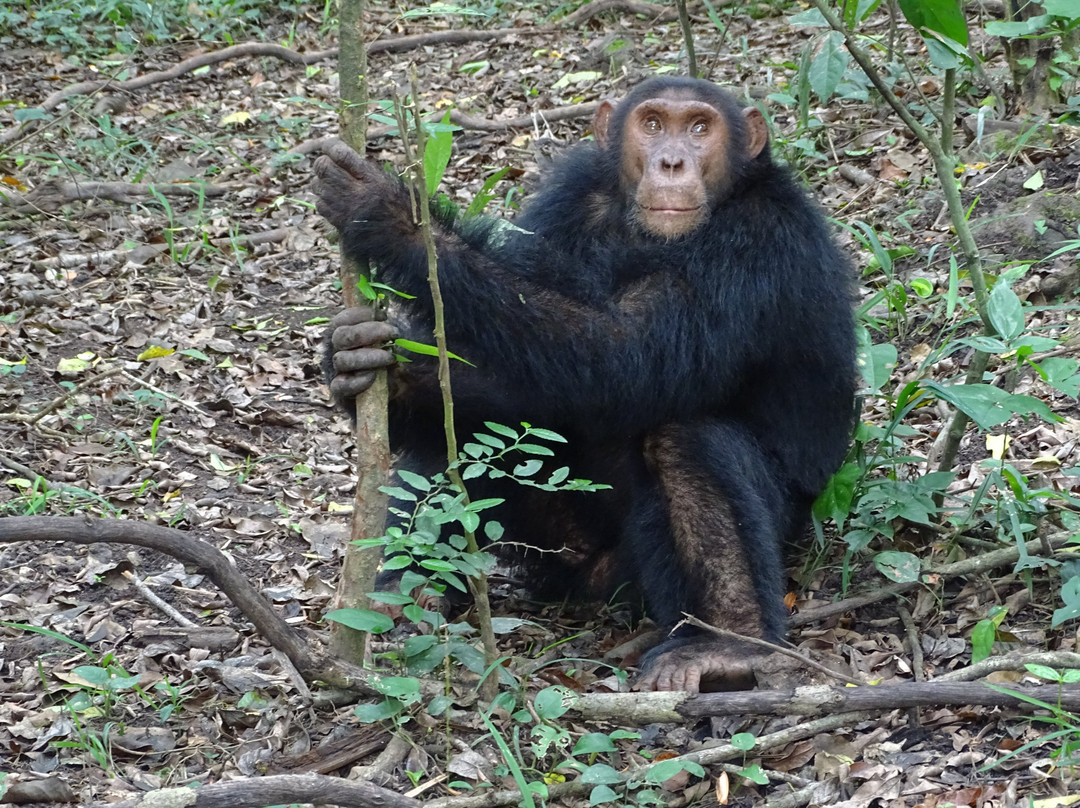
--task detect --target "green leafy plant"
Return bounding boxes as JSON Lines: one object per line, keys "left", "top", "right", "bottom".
{"left": 0, "top": 474, "right": 111, "bottom": 516}
{"left": 984, "top": 664, "right": 1080, "bottom": 771}
{"left": 730, "top": 732, "right": 768, "bottom": 786}
{"left": 2, "top": 475, "right": 60, "bottom": 516}
{"left": 52, "top": 720, "right": 118, "bottom": 772}
{"left": 971, "top": 605, "right": 1008, "bottom": 664}
{"left": 64, "top": 661, "right": 144, "bottom": 718}
{"left": 3, "top": 624, "right": 189, "bottom": 772}
{"left": 0, "top": 0, "right": 311, "bottom": 57}
{"left": 467, "top": 685, "right": 710, "bottom": 807}
{"left": 799, "top": 0, "right": 1080, "bottom": 640}
{"left": 817, "top": 259, "right": 1079, "bottom": 597}
{"left": 327, "top": 423, "right": 608, "bottom": 721}
{"left": 0, "top": 356, "right": 27, "bottom": 376}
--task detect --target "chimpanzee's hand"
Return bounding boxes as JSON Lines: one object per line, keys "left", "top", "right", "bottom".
{"left": 313, "top": 139, "right": 414, "bottom": 244}
{"left": 327, "top": 307, "right": 398, "bottom": 401}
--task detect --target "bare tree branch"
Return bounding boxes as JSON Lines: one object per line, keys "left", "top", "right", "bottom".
{"left": 102, "top": 773, "right": 419, "bottom": 808}
{"left": 792, "top": 533, "right": 1069, "bottom": 627}
{"left": 570, "top": 680, "right": 1079, "bottom": 724}
{"left": 0, "top": 516, "right": 397, "bottom": 694}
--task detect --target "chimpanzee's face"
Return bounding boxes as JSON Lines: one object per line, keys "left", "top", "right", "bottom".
{"left": 619, "top": 92, "right": 732, "bottom": 239}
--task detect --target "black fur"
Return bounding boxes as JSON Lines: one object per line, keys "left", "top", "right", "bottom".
{"left": 325, "top": 77, "right": 856, "bottom": 669}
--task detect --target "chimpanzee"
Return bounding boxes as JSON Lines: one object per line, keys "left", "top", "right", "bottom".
{"left": 314, "top": 76, "right": 856, "bottom": 692}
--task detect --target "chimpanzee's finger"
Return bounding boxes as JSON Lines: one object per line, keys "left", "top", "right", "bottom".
{"left": 322, "top": 138, "right": 374, "bottom": 181}
{"left": 330, "top": 306, "right": 375, "bottom": 328}
{"left": 330, "top": 371, "right": 376, "bottom": 399}
{"left": 334, "top": 347, "right": 396, "bottom": 373}
{"left": 332, "top": 320, "right": 398, "bottom": 351}
{"left": 314, "top": 155, "right": 367, "bottom": 229}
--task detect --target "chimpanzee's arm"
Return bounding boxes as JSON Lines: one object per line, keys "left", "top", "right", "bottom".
{"left": 313, "top": 141, "right": 823, "bottom": 434}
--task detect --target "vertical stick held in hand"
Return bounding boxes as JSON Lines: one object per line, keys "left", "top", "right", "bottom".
{"left": 329, "top": 0, "right": 389, "bottom": 664}
{"left": 401, "top": 69, "right": 500, "bottom": 702}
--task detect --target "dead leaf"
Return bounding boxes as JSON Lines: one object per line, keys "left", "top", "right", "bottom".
{"left": 716, "top": 772, "right": 729, "bottom": 804}
{"left": 447, "top": 749, "right": 492, "bottom": 782}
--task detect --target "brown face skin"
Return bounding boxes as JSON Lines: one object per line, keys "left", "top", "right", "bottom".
{"left": 594, "top": 91, "right": 769, "bottom": 240}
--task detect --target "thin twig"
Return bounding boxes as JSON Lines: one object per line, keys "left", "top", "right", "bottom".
{"left": 122, "top": 570, "right": 196, "bottom": 627}
{"left": 121, "top": 370, "right": 207, "bottom": 415}
{"left": 937, "top": 650, "right": 1080, "bottom": 682}
{"left": 675, "top": 0, "right": 698, "bottom": 76}
{"left": 898, "top": 606, "right": 925, "bottom": 682}
{"left": 898, "top": 605, "right": 924, "bottom": 725}
{"left": 792, "top": 533, "right": 1068, "bottom": 627}
{"left": 27, "top": 366, "right": 123, "bottom": 425}
{"left": 402, "top": 67, "right": 498, "bottom": 701}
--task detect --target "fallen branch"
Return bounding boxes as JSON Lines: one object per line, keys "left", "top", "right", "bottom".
{"left": 269, "top": 727, "right": 391, "bottom": 775}
{"left": 0, "top": 516, "right": 319, "bottom": 672}
{"left": 766, "top": 781, "right": 836, "bottom": 808}
{"left": 77, "top": 703, "right": 869, "bottom": 808}
{"left": 274, "top": 102, "right": 604, "bottom": 170}
{"left": 37, "top": 44, "right": 332, "bottom": 115}
{"left": 31, "top": 227, "right": 292, "bottom": 268}
{"left": 792, "top": 533, "right": 1068, "bottom": 627}
{"left": 563, "top": 0, "right": 682, "bottom": 24}
{"left": 364, "top": 102, "right": 603, "bottom": 140}
{"left": 260, "top": 100, "right": 600, "bottom": 181}
{"left": 570, "top": 680, "right": 1078, "bottom": 724}
{"left": 101, "top": 773, "right": 419, "bottom": 808}
{"left": 94, "top": 722, "right": 837, "bottom": 808}
{"left": 0, "top": 515, "right": 414, "bottom": 695}
{"left": 838, "top": 163, "right": 875, "bottom": 187}
{"left": 561, "top": 0, "right": 737, "bottom": 24}
{"left": 132, "top": 625, "right": 239, "bottom": 653}
{"left": 937, "top": 650, "right": 1080, "bottom": 681}
{"left": 123, "top": 569, "right": 196, "bottom": 627}
{"left": 5, "top": 179, "right": 236, "bottom": 213}
{"left": 421, "top": 710, "right": 870, "bottom": 808}
{"left": 269, "top": 103, "right": 602, "bottom": 172}
{"left": 1, "top": 31, "right": 556, "bottom": 147}
{"left": 449, "top": 103, "right": 602, "bottom": 132}
{"left": 367, "top": 27, "right": 553, "bottom": 54}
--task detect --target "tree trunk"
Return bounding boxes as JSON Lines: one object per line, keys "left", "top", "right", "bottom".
{"left": 1003, "top": 1, "right": 1059, "bottom": 111}
{"left": 329, "top": 0, "right": 390, "bottom": 665}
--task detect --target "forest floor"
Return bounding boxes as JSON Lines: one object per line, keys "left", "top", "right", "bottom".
{"left": 1, "top": 2, "right": 1080, "bottom": 807}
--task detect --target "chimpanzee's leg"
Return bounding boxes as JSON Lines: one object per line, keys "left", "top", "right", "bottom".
{"left": 629, "top": 420, "right": 791, "bottom": 692}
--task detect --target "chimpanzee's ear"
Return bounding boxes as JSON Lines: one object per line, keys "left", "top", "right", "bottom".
{"left": 593, "top": 100, "right": 616, "bottom": 147}
{"left": 742, "top": 106, "right": 769, "bottom": 160}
